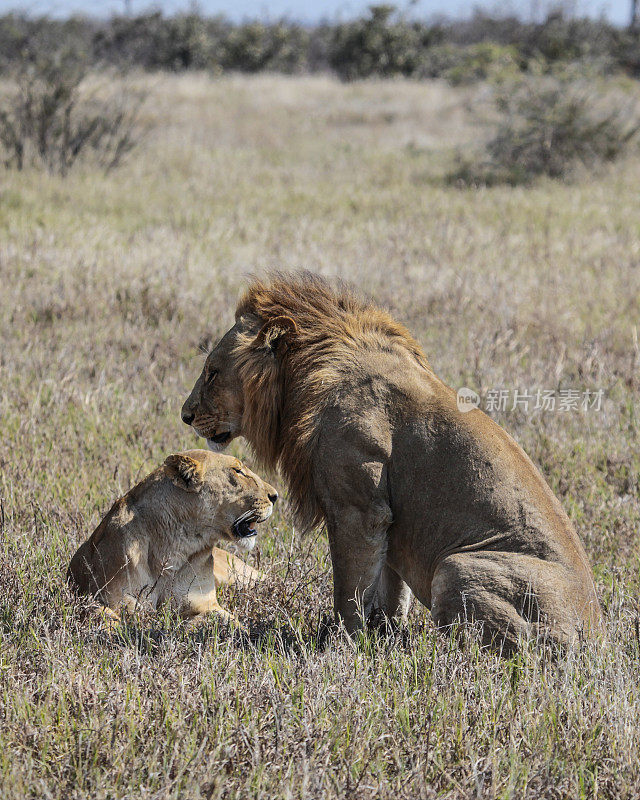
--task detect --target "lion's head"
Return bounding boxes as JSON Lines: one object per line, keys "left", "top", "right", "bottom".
{"left": 181, "top": 312, "right": 298, "bottom": 451}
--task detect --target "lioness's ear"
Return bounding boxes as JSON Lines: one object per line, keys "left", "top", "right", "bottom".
{"left": 254, "top": 315, "right": 297, "bottom": 356}
{"left": 164, "top": 454, "right": 207, "bottom": 492}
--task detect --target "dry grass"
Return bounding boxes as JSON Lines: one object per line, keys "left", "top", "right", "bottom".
{"left": 1, "top": 73, "right": 639, "bottom": 799}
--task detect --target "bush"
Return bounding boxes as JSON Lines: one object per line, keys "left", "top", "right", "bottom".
{"left": 92, "top": 13, "right": 168, "bottom": 69}
{"left": 449, "top": 77, "right": 640, "bottom": 186}
{"left": 93, "top": 13, "right": 229, "bottom": 71}
{"left": 92, "top": 14, "right": 311, "bottom": 74}
{"left": 328, "top": 5, "right": 440, "bottom": 81}
{"left": 611, "top": 29, "right": 640, "bottom": 78}
{"left": 219, "top": 21, "right": 310, "bottom": 73}
{"left": 521, "top": 12, "right": 617, "bottom": 65}
{"left": 0, "top": 13, "right": 95, "bottom": 72}
{"left": 0, "top": 50, "right": 145, "bottom": 175}
{"left": 419, "top": 42, "right": 522, "bottom": 84}
{"left": 449, "top": 10, "right": 621, "bottom": 71}
{"left": 157, "top": 13, "right": 218, "bottom": 70}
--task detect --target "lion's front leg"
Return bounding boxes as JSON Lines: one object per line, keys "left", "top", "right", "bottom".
{"left": 326, "top": 504, "right": 391, "bottom": 634}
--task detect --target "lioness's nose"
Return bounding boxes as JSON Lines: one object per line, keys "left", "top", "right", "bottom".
{"left": 268, "top": 490, "right": 278, "bottom": 504}
{"left": 181, "top": 409, "right": 194, "bottom": 425}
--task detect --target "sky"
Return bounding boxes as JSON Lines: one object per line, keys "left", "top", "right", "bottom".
{"left": 0, "top": 0, "right": 634, "bottom": 27}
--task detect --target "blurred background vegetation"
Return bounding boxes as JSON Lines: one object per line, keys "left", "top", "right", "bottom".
{"left": 1, "top": 5, "right": 640, "bottom": 80}
{"left": 2, "top": 5, "right": 640, "bottom": 180}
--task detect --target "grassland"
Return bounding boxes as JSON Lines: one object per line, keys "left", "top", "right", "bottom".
{"left": 1, "top": 73, "right": 639, "bottom": 799}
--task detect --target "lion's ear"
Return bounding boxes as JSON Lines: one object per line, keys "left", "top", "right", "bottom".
{"left": 164, "top": 454, "right": 207, "bottom": 492}
{"left": 254, "top": 315, "right": 297, "bottom": 356}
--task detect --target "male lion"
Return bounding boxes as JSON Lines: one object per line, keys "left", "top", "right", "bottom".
{"left": 181, "top": 273, "right": 601, "bottom": 651}
{"left": 68, "top": 450, "right": 277, "bottom": 626}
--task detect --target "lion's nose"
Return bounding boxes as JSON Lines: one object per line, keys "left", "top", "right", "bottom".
{"left": 181, "top": 410, "right": 195, "bottom": 425}
{"left": 268, "top": 491, "right": 278, "bottom": 504}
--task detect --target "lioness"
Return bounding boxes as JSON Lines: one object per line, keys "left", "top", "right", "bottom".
{"left": 68, "top": 450, "right": 277, "bottom": 626}
{"left": 181, "top": 273, "right": 601, "bottom": 651}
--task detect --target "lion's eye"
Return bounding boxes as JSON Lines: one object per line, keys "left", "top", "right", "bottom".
{"left": 232, "top": 467, "right": 245, "bottom": 476}
{"left": 205, "top": 368, "right": 218, "bottom": 386}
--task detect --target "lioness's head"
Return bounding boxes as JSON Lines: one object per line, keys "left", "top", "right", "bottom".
{"left": 181, "top": 313, "right": 296, "bottom": 454}
{"left": 164, "top": 449, "right": 278, "bottom": 549}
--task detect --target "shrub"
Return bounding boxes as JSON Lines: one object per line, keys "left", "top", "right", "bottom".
{"left": 449, "top": 77, "right": 640, "bottom": 186}
{"left": 0, "top": 50, "right": 145, "bottom": 175}
{"left": 419, "top": 42, "right": 522, "bottom": 85}
{"left": 521, "top": 12, "right": 617, "bottom": 65}
{"left": 219, "top": 21, "right": 310, "bottom": 74}
{"left": 157, "top": 13, "right": 217, "bottom": 70}
{"left": 328, "top": 5, "right": 440, "bottom": 81}
{"left": 449, "top": 10, "right": 620, "bottom": 71}
{"left": 0, "top": 13, "right": 94, "bottom": 72}
{"left": 92, "top": 13, "right": 227, "bottom": 71}
{"left": 92, "top": 14, "right": 311, "bottom": 74}
{"left": 92, "top": 13, "right": 168, "bottom": 69}
{"left": 611, "top": 29, "right": 640, "bottom": 78}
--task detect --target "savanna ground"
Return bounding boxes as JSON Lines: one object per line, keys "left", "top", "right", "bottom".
{"left": 1, "top": 73, "right": 640, "bottom": 799}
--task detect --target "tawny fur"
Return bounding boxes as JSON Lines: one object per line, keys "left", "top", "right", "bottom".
{"left": 182, "top": 272, "right": 602, "bottom": 652}
{"left": 233, "top": 273, "right": 432, "bottom": 529}
{"left": 68, "top": 450, "right": 276, "bottom": 627}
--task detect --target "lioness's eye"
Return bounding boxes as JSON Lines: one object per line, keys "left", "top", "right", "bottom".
{"left": 205, "top": 368, "right": 218, "bottom": 385}
{"left": 232, "top": 467, "right": 244, "bottom": 476}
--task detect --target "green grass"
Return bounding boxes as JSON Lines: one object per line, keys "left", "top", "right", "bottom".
{"left": 1, "top": 73, "right": 639, "bottom": 799}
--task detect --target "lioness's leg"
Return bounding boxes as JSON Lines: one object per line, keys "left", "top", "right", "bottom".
{"left": 212, "top": 547, "right": 263, "bottom": 588}
{"left": 171, "top": 550, "right": 238, "bottom": 626}
{"left": 373, "top": 562, "right": 412, "bottom": 622}
{"left": 326, "top": 507, "right": 390, "bottom": 634}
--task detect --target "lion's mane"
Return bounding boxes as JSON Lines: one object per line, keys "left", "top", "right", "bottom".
{"left": 233, "top": 272, "right": 432, "bottom": 529}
